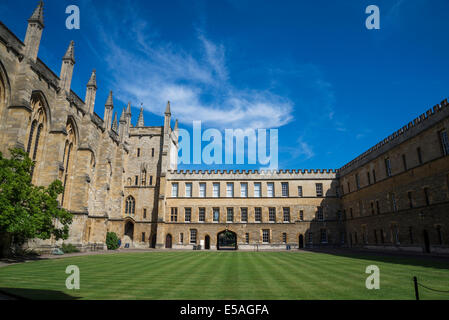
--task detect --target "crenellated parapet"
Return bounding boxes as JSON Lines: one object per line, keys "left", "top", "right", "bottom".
{"left": 339, "top": 98, "right": 449, "bottom": 175}
{"left": 167, "top": 168, "right": 339, "bottom": 180}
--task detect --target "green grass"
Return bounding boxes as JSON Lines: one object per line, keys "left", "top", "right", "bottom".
{"left": 0, "top": 251, "right": 448, "bottom": 300}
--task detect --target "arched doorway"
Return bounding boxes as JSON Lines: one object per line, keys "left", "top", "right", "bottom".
{"left": 205, "top": 235, "right": 210, "bottom": 250}
{"left": 298, "top": 234, "right": 304, "bottom": 249}
{"left": 217, "top": 230, "right": 237, "bottom": 250}
{"left": 165, "top": 234, "right": 172, "bottom": 248}
{"left": 124, "top": 221, "right": 134, "bottom": 240}
{"left": 423, "top": 230, "right": 430, "bottom": 253}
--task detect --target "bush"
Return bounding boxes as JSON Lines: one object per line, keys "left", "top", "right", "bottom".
{"left": 106, "top": 232, "right": 119, "bottom": 250}
{"left": 61, "top": 243, "right": 79, "bottom": 254}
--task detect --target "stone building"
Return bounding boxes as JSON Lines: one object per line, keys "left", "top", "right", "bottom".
{"left": 0, "top": 2, "right": 448, "bottom": 253}
{"left": 339, "top": 99, "right": 449, "bottom": 254}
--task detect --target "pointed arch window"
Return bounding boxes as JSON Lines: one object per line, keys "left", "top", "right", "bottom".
{"left": 30, "top": 123, "right": 43, "bottom": 178}
{"left": 60, "top": 120, "right": 77, "bottom": 208}
{"left": 61, "top": 143, "right": 73, "bottom": 206}
{"left": 27, "top": 95, "right": 49, "bottom": 181}
{"left": 125, "top": 196, "right": 135, "bottom": 215}
{"left": 32, "top": 124, "right": 43, "bottom": 161}
{"left": 27, "top": 120, "right": 37, "bottom": 154}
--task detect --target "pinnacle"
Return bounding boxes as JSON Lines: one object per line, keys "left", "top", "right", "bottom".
{"left": 87, "top": 69, "right": 96, "bottom": 88}
{"left": 105, "top": 91, "right": 114, "bottom": 108}
{"left": 29, "top": 1, "right": 44, "bottom": 27}
{"left": 165, "top": 101, "right": 171, "bottom": 115}
{"left": 137, "top": 105, "right": 144, "bottom": 127}
{"left": 63, "top": 40, "right": 75, "bottom": 63}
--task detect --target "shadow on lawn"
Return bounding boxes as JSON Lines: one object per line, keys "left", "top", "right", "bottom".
{"left": 0, "top": 287, "right": 78, "bottom": 300}
{"left": 303, "top": 248, "right": 449, "bottom": 270}
{"left": 0, "top": 256, "right": 50, "bottom": 265}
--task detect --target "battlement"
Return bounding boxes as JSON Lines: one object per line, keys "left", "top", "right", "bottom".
{"left": 339, "top": 98, "right": 449, "bottom": 175}
{"left": 167, "top": 168, "right": 339, "bottom": 180}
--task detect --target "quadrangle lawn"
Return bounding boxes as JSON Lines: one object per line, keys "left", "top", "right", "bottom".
{"left": 0, "top": 251, "right": 448, "bottom": 300}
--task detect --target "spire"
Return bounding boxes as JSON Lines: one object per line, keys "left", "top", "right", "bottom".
{"left": 85, "top": 70, "right": 97, "bottom": 114}
{"left": 87, "top": 69, "right": 97, "bottom": 88}
{"left": 126, "top": 101, "right": 131, "bottom": 114}
{"left": 29, "top": 1, "right": 44, "bottom": 28}
{"left": 59, "top": 41, "right": 75, "bottom": 93}
{"left": 165, "top": 101, "right": 171, "bottom": 115}
{"left": 174, "top": 119, "right": 178, "bottom": 131}
{"left": 137, "top": 105, "right": 144, "bottom": 127}
{"left": 104, "top": 91, "right": 114, "bottom": 131}
{"left": 24, "top": 1, "right": 44, "bottom": 62}
{"left": 63, "top": 40, "right": 75, "bottom": 64}
{"left": 119, "top": 107, "right": 126, "bottom": 123}
{"left": 112, "top": 112, "right": 118, "bottom": 132}
{"left": 105, "top": 91, "right": 114, "bottom": 108}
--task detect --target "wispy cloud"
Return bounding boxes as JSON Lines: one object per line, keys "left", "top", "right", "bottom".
{"left": 88, "top": 3, "right": 293, "bottom": 129}
{"left": 281, "top": 137, "right": 315, "bottom": 163}
{"left": 297, "top": 138, "right": 315, "bottom": 160}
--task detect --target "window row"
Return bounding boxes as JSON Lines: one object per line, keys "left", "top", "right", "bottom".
{"left": 169, "top": 206, "right": 326, "bottom": 222}
{"left": 344, "top": 129, "right": 449, "bottom": 194}
{"left": 348, "top": 225, "right": 445, "bottom": 247}
{"left": 343, "top": 187, "right": 436, "bottom": 218}
{"left": 179, "top": 229, "right": 328, "bottom": 245}
{"left": 171, "top": 182, "right": 325, "bottom": 198}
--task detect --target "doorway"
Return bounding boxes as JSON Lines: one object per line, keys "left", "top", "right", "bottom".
{"left": 124, "top": 221, "right": 134, "bottom": 240}
{"left": 205, "top": 235, "right": 210, "bottom": 249}
{"left": 217, "top": 230, "right": 237, "bottom": 250}
{"left": 298, "top": 234, "right": 304, "bottom": 249}
{"left": 165, "top": 234, "right": 172, "bottom": 249}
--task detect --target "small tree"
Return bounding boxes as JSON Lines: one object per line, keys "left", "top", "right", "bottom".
{"left": 106, "top": 232, "right": 119, "bottom": 250}
{"left": 0, "top": 148, "right": 72, "bottom": 254}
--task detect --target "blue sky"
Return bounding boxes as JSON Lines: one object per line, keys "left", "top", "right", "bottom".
{"left": 1, "top": 0, "right": 448, "bottom": 170}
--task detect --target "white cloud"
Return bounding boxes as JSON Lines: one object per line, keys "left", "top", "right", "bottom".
{"left": 91, "top": 6, "right": 294, "bottom": 129}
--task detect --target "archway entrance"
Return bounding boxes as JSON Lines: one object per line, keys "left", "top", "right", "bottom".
{"left": 423, "top": 230, "right": 430, "bottom": 253}
{"left": 298, "top": 234, "right": 304, "bottom": 249}
{"left": 124, "top": 221, "right": 134, "bottom": 240}
{"left": 165, "top": 234, "right": 172, "bottom": 249}
{"left": 205, "top": 235, "right": 210, "bottom": 249}
{"left": 217, "top": 230, "right": 237, "bottom": 250}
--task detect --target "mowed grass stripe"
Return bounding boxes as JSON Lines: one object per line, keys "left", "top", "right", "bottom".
{"left": 278, "top": 252, "right": 369, "bottom": 299}
{"left": 244, "top": 253, "right": 284, "bottom": 299}
{"left": 154, "top": 252, "right": 211, "bottom": 299}
{"left": 282, "top": 252, "right": 408, "bottom": 299}
{"left": 252, "top": 252, "right": 305, "bottom": 299}
{"left": 201, "top": 252, "right": 237, "bottom": 299}
{"left": 1, "top": 251, "right": 449, "bottom": 299}
{"left": 279, "top": 252, "right": 446, "bottom": 299}
{"left": 101, "top": 252, "right": 197, "bottom": 299}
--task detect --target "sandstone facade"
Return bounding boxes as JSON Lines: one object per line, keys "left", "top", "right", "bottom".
{"left": 0, "top": 2, "right": 448, "bottom": 254}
